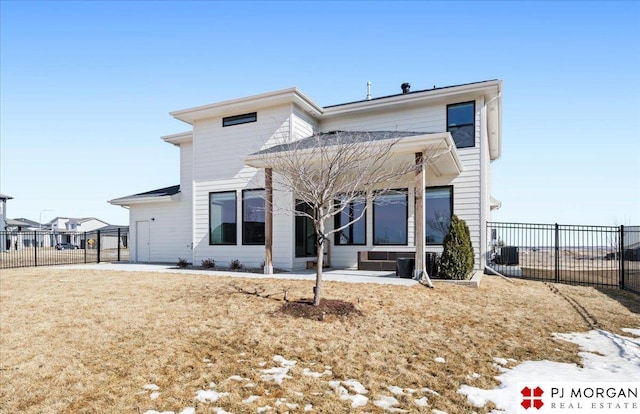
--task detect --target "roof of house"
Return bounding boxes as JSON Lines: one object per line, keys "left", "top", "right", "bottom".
{"left": 0, "top": 193, "right": 13, "bottom": 200}
{"left": 251, "top": 130, "right": 436, "bottom": 156}
{"left": 12, "top": 217, "right": 40, "bottom": 227}
{"left": 324, "top": 79, "right": 499, "bottom": 109}
{"left": 108, "top": 185, "right": 181, "bottom": 206}
{"left": 6, "top": 218, "right": 36, "bottom": 227}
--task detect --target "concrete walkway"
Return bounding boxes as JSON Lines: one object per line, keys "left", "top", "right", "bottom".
{"left": 56, "top": 262, "right": 420, "bottom": 286}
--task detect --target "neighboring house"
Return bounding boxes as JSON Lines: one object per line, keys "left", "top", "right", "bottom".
{"left": 47, "top": 217, "right": 111, "bottom": 248}
{"left": 110, "top": 80, "right": 503, "bottom": 273}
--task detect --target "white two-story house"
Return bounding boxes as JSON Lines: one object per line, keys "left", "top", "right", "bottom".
{"left": 109, "top": 80, "right": 502, "bottom": 274}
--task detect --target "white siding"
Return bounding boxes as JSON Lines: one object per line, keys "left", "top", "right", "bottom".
{"left": 128, "top": 142, "right": 193, "bottom": 264}
{"left": 322, "top": 99, "right": 484, "bottom": 270}
{"left": 192, "top": 105, "right": 293, "bottom": 268}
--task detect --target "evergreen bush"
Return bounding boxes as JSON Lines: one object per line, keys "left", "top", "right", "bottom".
{"left": 439, "top": 215, "right": 474, "bottom": 280}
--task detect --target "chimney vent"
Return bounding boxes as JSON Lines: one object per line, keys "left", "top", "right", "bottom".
{"left": 401, "top": 82, "right": 411, "bottom": 94}
{"left": 366, "top": 81, "right": 372, "bottom": 100}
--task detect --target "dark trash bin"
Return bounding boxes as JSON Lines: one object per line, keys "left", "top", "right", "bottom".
{"left": 396, "top": 257, "right": 415, "bottom": 278}
{"left": 497, "top": 246, "right": 519, "bottom": 265}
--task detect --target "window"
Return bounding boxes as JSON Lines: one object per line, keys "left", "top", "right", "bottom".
{"left": 373, "top": 189, "right": 408, "bottom": 245}
{"left": 243, "top": 189, "right": 265, "bottom": 245}
{"left": 222, "top": 112, "right": 257, "bottom": 127}
{"left": 209, "top": 191, "right": 236, "bottom": 245}
{"left": 295, "top": 201, "right": 317, "bottom": 257}
{"left": 425, "top": 186, "right": 453, "bottom": 245}
{"left": 447, "top": 102, "right": 475, "bottom": 148}
{"left": 334, "top": 194, "right": 366, "bottom": 245}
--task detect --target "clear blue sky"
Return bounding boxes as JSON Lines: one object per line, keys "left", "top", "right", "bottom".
{"left": 1, "top": 1, "right": 639, "bottom": 226}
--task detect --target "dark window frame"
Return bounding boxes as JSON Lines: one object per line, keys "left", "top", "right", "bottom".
{"left": 242, "top": 188, "right": 266, "bottom": 245}
{"left": 373, "top": 189, "right": 408, "bottom": 246}
{"left": 295, "top": 200, "right": 317, "bottom": 258}
{"left": 425, "top": 185, "right": 454, "bottom": 246}
{"left": 209, "top": 191, "right": 237, "bottom": 245}
{"left": 447, "top": 101, "right": 475, "bottom": 149}
{"left": 334, "top": 193, "right": 367, "bottom": 246}
{"left": 222, "top": 112, "right": 257, "bottom": 127}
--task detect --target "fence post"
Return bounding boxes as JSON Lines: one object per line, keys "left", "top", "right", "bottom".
{"left": 117, "top": 227, "right": 121, "bottom": 262}
{"left": 34, "top": 231, "right": 38, "bottom": 267}
{"left": 84, "top": 232, "right": 87, "bottom": 264}
{"left": 554, "top": 223, "right": 560, "bottom": 283}
{"left": 620, "top": 225, "right": 625, "bottom": 290}
{"left": 97, "top": 230, "right": 101, "bottom": 263}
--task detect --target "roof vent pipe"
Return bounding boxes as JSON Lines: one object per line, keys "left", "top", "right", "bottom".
{"left": 401, "top": 82, "right": 411, "bottom": 94}
{"left": 366, "top": 81, "right": 372, "bottom": 100}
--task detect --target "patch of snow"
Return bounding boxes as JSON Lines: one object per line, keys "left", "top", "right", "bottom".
{"left": 212, "top": 408, "right": 232, "bottom": 414}
{"left": 242, "top": 395, "right": 260, "bottom": 404}
{"left": 302, "top": 367, "right": 332, "bottom": 378}
{"left": 244, "top": 382, "right": 256, "bottom": 388}
{"left": 432, "top": 410, "right": 448, "bottom": 414}
{"left": 342, "top": 379, "right": 368, "bottom": 394}
{"left": 178, "top": 409, "right": 195, "bottom": 414}
{"left": 348, "top": 394, "right": 369, "bottom": 408}
{"left": 492, "top": 357, "right": 508, "bottom": 365}
{"left": 257, "top": 405, "right": 271, "bottom": 413}
{"left": 195, "top": 390, "right": 229, "bottom": 403}
{"left": 275, "top": 398, "right": 299, "bottom": 409}
{"left": 415, "top": 396, "right": 429, "bottom": 407}
{"left": 202, "top": 358, "right": 211, "bottom": 363}
{"left": 143, "top": 411, "right": 173, "bottom": 414}
{"left": 144, "top": 384, "right": 160, "bottom": 391}
{"left": 149, "top": 391, "right": 161, "bottom": 400}
{"left": 466, "top": 372, "right": 480, "bottom": 380}
{"left": 304, "top": 404, "right": 313, "bottom": 411}
{"left": 420, "top": 387, "right": 440, "bottom": 396}
{"left": 374, "top": 395, "right": 408, "bottom": 412}
{"left": 258, "top": 361, "right": 267, "bottom": 366}
{"left": 434, "top": 357, "right": 446, "bottom": 363}
{"left": 458, "top": 329, "right": 640, "bottom": 412}
{"left": 622, "top": 327, "right": 640, "bottom": 337}
{"left": 329, "top": 380, "right": 369, "bottom": 408}
{"left": 227, "top": 375, "right": 244, "bottom": 381}
{"left": 387, "top": 385, "right": 404, "bottom": 395}
{"left": 273, "top": 355, "right": 296, "bottom": 367}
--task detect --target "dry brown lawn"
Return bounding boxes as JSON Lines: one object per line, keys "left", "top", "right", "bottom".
{"left": 1, "top": 268, "right": 638, "bottom": 413}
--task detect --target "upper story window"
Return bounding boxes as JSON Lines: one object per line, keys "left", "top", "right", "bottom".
{"left": 447, "top": 102, "right": 475, "bottom": 148}
{"left": 222, "top": 112, "right": 257, "bottom": 127}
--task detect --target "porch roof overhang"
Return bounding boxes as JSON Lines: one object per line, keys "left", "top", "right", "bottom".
{"left": 108, "top": 185, "right": 181, "bottom": 206}
{"left": 243, "top": 131, "right": 463, "bottom": 178}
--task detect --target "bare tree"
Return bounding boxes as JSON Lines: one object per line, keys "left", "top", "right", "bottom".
{"left": 249, "top": 130, "right": 452, "bottom": 306}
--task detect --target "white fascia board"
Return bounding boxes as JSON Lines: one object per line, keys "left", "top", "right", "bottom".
{"left": 170, "top": 88, "right": 323, "bottom": 124}
{"left": 108, "top": 193, "right": 180, "bottom": 207}
{"left": 486, "top": 82, "right": 502, "bottom": 160}
{"left": 162, "top": 131, "right": 193, "bottom": 146}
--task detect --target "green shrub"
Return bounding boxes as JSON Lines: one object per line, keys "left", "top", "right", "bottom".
{"left": 438, "top": 215, "right": 474, "bottom": 280}
{"left": 201, "top": 258, "right": 216, "bottom": 269}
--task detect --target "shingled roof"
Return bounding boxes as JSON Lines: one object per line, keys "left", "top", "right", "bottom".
{"left": 251, "top": 130, "right": 442, "bottom": 156}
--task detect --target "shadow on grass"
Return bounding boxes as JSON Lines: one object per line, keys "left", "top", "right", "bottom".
{"left": 595, "top": 287, "right": 640, "bottom": 315}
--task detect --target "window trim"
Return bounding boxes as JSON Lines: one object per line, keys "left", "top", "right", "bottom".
{"left": 209, "top": 191, "right": 237, "bottom": 245}
{"left": 242, "top": 188, "right": 266, "bottom": 245}
{"left": 447, "top": 101, "right": 475, "bottom": 149}
{"left": 373, "top": 188, "right": 408, "bottom": 246}
{"left": 222, "top": 112, "right": 257, "bottom": 127}
{"left": 425, "top": 185, "right": 454, "bottom": 246}
{"left": 334, "top": 193, "right": 367, "bottom": 246}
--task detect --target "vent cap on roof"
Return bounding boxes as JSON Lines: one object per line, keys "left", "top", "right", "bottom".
{"left": 401, "top": 82, "right": 411, "bottom": 94}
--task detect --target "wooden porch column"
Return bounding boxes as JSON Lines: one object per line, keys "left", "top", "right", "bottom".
{"left": 414, "top": 152, "right": 426, "bottom": 280}
{"left": 264, "top": 168, "right": 274, "bottom": 274}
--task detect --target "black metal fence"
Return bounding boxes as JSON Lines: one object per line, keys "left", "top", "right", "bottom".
{"left": 487, "top": 222, "right": 640, "bottom": 294}
{"left": 0, "top": 228, "right": 129, "bottom": 269}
